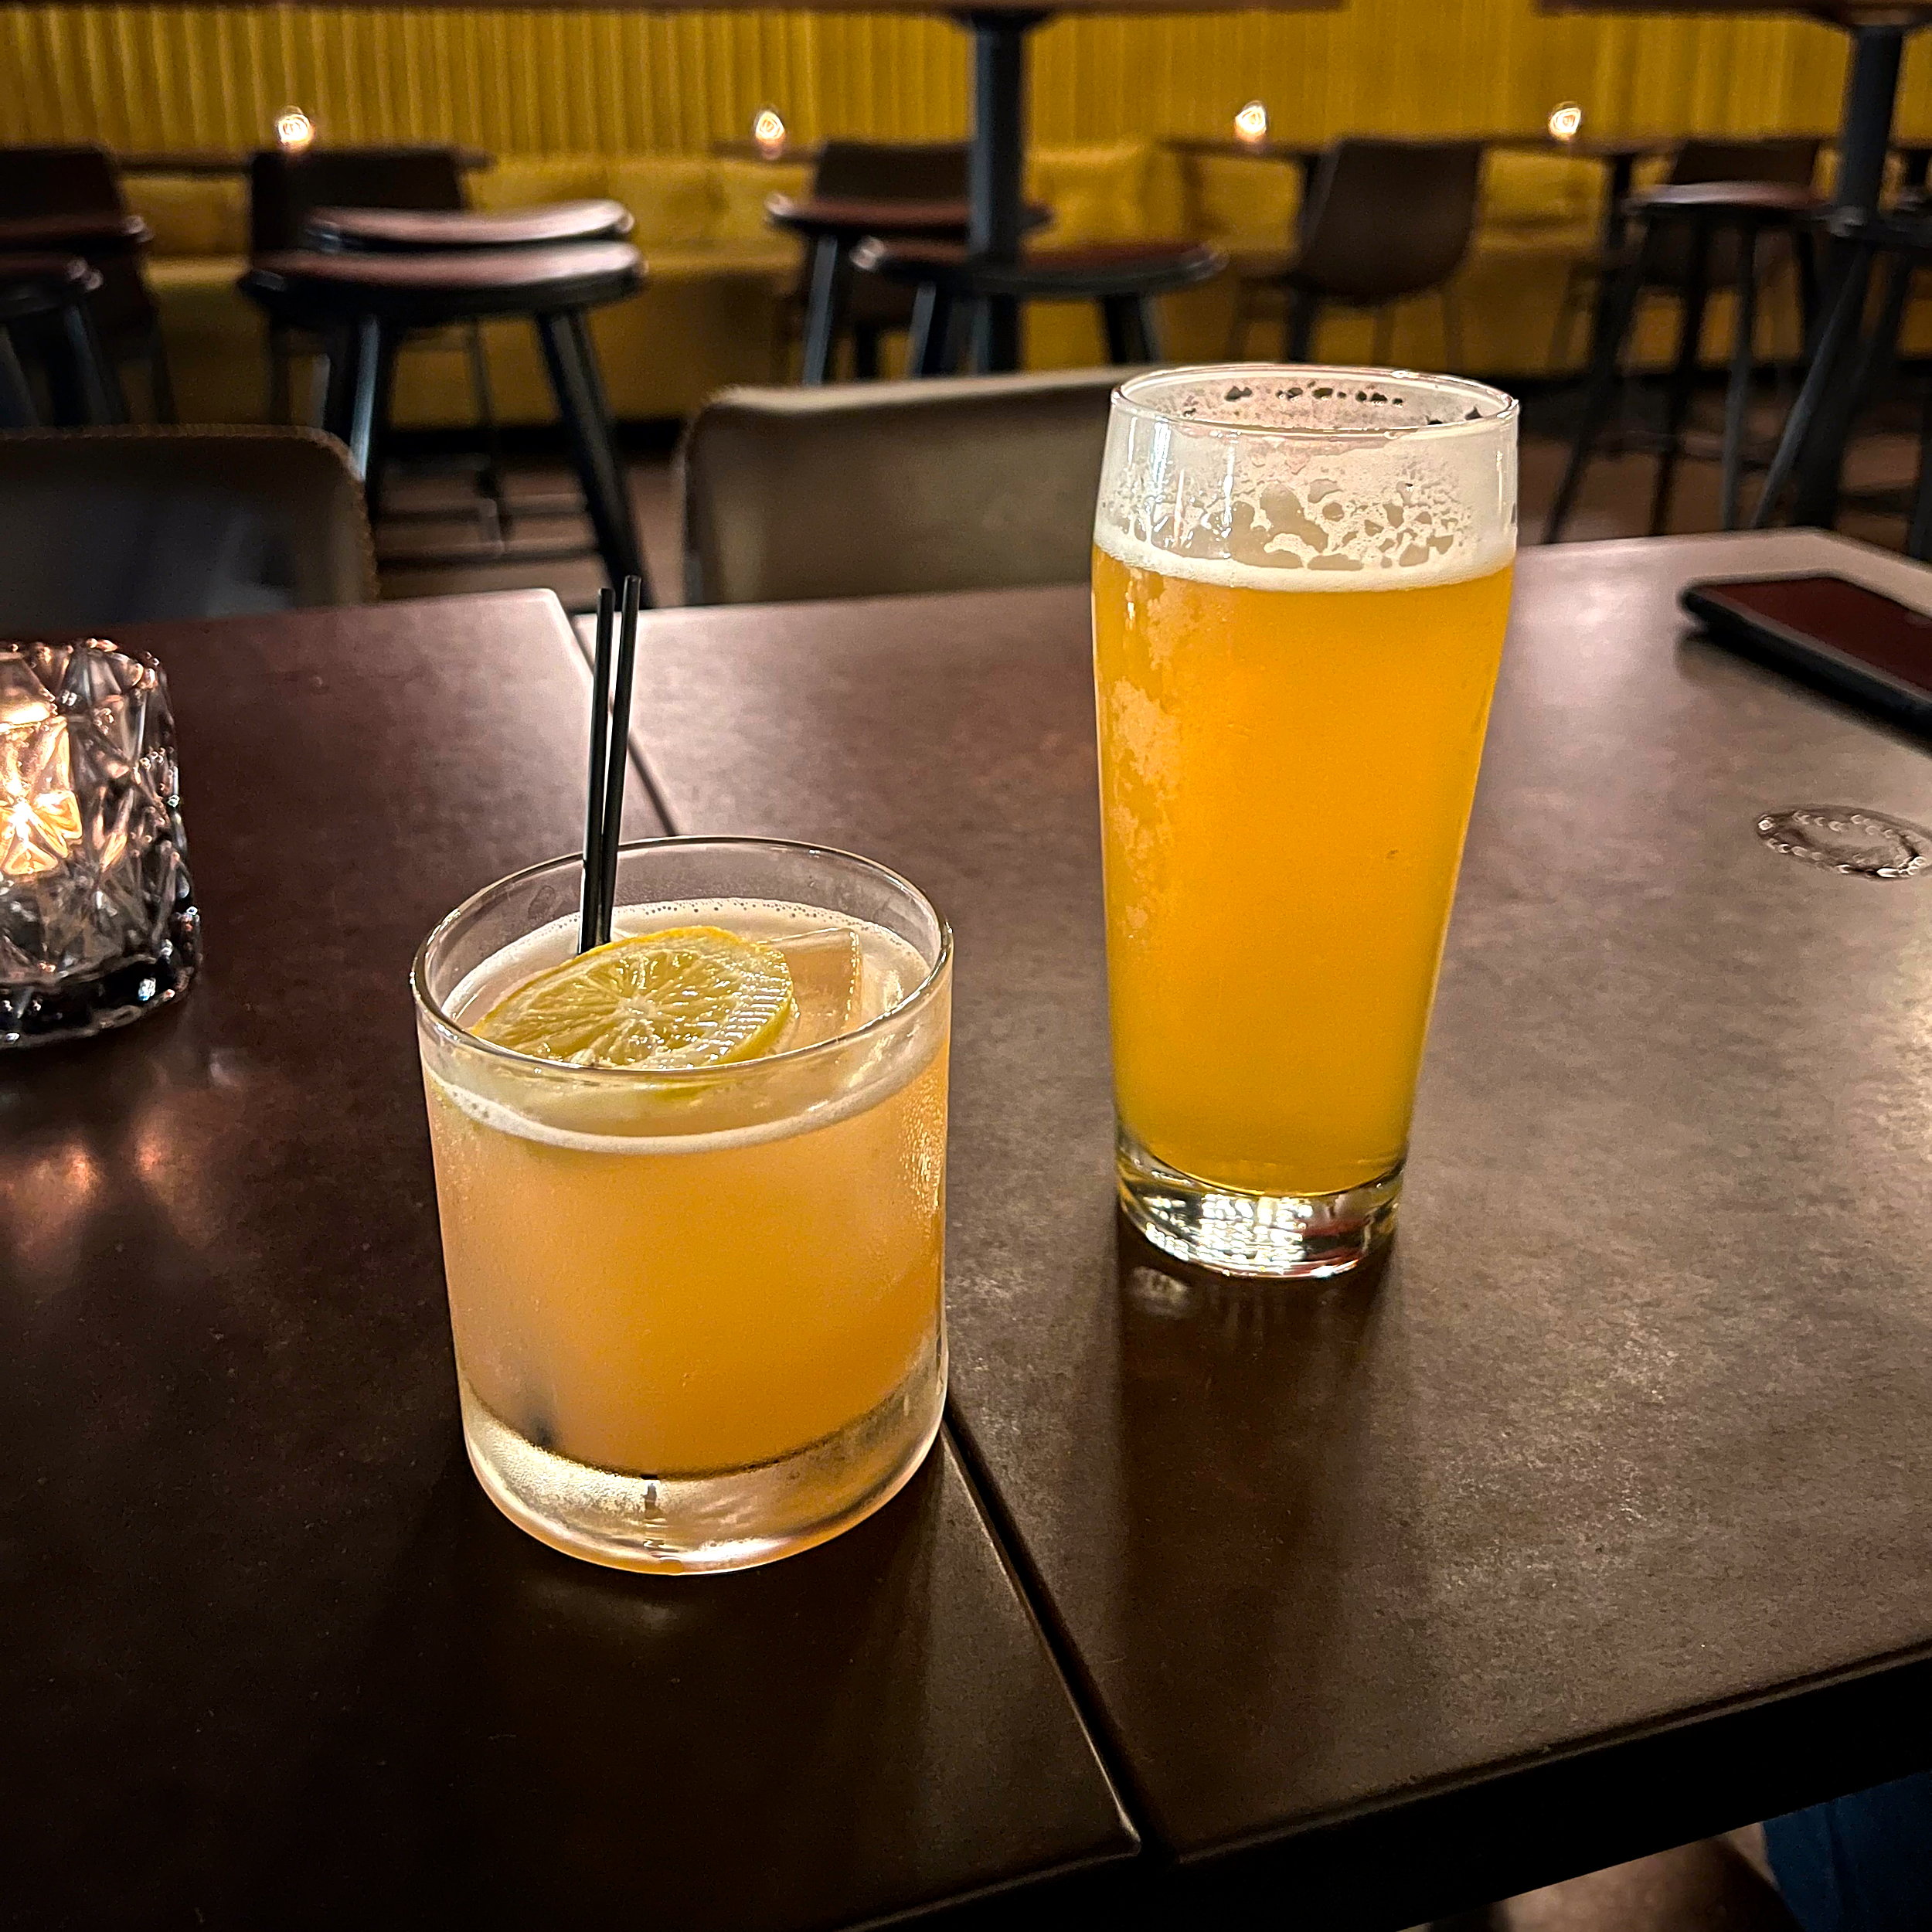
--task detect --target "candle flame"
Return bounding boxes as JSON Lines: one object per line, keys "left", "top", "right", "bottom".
{"left": 0, "top": 710, "right": 80, "bottom": 881}
{"left": 753, "top": 107, "right": 787, "bottom": 159}
{"left": 274, "top": 107, "right": 315, "bottom": 154}
{"left": 1549, "top": 102, "right": 1583, "bottom": 143}
{"left": 1234, "top": 101, "right": 1269, "bottom": 147}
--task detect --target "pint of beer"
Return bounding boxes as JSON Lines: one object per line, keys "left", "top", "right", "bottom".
{"left": 1092, "top": 366, "right": 1518, "bottom": 1277}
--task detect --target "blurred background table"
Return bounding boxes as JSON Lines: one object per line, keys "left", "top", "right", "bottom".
{"left": 0, "top": 588, "right": 1134, "bottom": 1929}
{"left": 1543, "top": 1, "right": 1932, "bottom": 523}
{"left": 114, "top": 147, "right": 494, "bottom": 177}
{"left": 620, "top": 526, "right": 1932, "bottom": 1927}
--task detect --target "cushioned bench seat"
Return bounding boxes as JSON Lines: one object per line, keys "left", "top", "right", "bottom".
{"left": 124, "top": 140, "right": 1917, "bottom": 428}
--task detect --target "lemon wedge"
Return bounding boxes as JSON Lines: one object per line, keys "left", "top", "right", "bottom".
{"left": 474, "top": 926, "right": 796, "bottom": 1070}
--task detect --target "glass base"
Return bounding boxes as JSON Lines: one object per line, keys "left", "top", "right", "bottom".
{"left": 0, "top": 926, "right": 199, "bottom": 1050}
{"left": 1117, "top": 1125, "right": 1400, "bottom": 1280}
{"left": 458, "top": 1339, "right": 946, "bottom": 1575}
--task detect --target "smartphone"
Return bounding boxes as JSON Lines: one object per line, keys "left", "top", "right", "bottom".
{"left": 1679, "top": 573, "right": 1932, "bottom": 732}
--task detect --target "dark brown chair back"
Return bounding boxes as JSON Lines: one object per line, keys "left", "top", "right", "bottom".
{"left": 248, "top": 146, "right": 467, "bottom": 255}
{"left": 1292, "top": 139, "right": 1485, "bottom": 304}
{"left": 811, "top": 141, "right": 969, "bottom": 202}
{"left": 1668, "top": 138, "right": 1821, "bottom": 190}
{"left": 0, "top": 427, "right": 377, "bottom": 628}
{"left": 0, "top": 144, "right": 130, "bottom": 220}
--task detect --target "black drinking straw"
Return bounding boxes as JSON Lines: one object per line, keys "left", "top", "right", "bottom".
{"left": 578, "top": 573, "right": 645, "bottom": 954}
{"left": 596, "top": 574, "right": 644, "bottom": 946}
{"left": 577, "top": 583, "right": 617, "bottom": 954}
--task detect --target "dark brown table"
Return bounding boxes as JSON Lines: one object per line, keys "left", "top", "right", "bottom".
{"left": 0, "top": 590, "right": 1133, "bottom": 1928}
{"left": 617, "top": 528, "right": 1932, "bottom": 1927}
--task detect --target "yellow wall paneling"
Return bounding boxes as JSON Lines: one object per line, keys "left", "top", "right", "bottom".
{"left": 10, "top": 0, "right": 1932, "bottom": 161}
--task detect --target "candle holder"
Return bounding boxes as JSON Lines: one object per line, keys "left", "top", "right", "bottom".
{"left": 0, "top": 638, "right": 199, "bottom": 1049}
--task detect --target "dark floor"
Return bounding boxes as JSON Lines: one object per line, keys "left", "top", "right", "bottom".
{"left": 369, "top": 377, "right": 1928, "bottom": 613}
{"left": 377, "top": 379, "right": 1853, "bottom": 1932}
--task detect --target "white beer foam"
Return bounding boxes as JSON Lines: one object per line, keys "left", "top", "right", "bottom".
{"left": 1094, "top": 366, "right": 1518, "bottom": 594}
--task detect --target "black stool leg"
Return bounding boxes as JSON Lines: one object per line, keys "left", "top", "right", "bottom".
{"left": 1750, "top": 237, "right": 1873, "bottom": 529}
{"left": 1286, "top": 288, "right": 1319, "bottom": 362}
{"left": 145, "top": 326, "right": 175, "bottom": 423}
{"left": 906, "top": 283, "right": 952, "bottom": 376}
{"left": 466, "top": 320, "right": 511, "bottom": 536}
{"left": 536, "top": 307, "right": 649, "bottom": 600}
{"left": 1650, "top": 219, "right": 1712, "bottom": 538}
{"left": 320, "top": 321, "right": 360, "bottom": 447}
{"left": 1103, "top": 293, "right": 1155, "bottom": 364}
{"left": 346, "top": 315, "right": 396, "bottom": 517}
{"left": 971, "top": 294, "right": 1020, "bottom": 375}
{"left": 1545, "top": 225, "right": 1658, "bottom": 542}
{"left": 802, "top": 236, "right": 852, "bottom": 385}
{"left": 1845, "top": 247, "right": 1913, "bottom": 430}
{"left": 0, "top": 327, "right": 34, "bottom": 427}
{"left": 1909, "top": 369, "right": 1932, "bottom": 560}
{"left": 267, "top": 321, "right": 294, "bottom": 423}
{"left": 852, "top": 322, "right": 881, "bottom": 380}
{"left": 954, "top": 295, "right": 989, "bottom": 375}
{"left": 1721, "top": 223, "right": 1763, "bottom": 531}
{"left": 48, "top": 301, "right": 124, "bottom": 424}
{"left": 1794, "top": 227, "right": 1821, "bottom": 353}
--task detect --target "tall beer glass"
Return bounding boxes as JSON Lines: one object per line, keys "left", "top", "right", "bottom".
{"left": 1092, "top": 366, "right": 1517, "bottom": 1277}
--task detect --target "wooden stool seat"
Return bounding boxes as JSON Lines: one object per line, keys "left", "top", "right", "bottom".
{"left": 854, "top": 237, "right": 1225, "bottom": 372}
{"left": 243, "top": 241, "right": 642, "bottom": 323}
{"left": 238, "top": 241, "right": 648, "bottom": 597}
{"left": 1626, "top": 181, "right": 1823, "bottom": 219}
{"left": 305, "top": 199, "right": 634, "bottom": 252}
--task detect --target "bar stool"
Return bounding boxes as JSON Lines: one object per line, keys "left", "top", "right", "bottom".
{"left": 1545, "top": 180, "right": 1822, "bottom": 541}
{"left": 1758, "top": 202, "right": 1932, "bottom": 559}
{"left": 0, "top": 146, "right": 171, "bottom": 418}
{"left": 0, "top": 253, "right": 123, "bottom": 427}
{"left": 853, "top": 239, "right": 1225, "bottom": 374}
{"left": 251, "top": 146, "right": 491, "bottom": 430}
{"left": 303, "top": 197, "right": 635, "bottom": 548}
{"left": 766, "top": 140, "right": 1050, "bottom": 383}
{"left": 240, "top": 243, "right": 649, "bottom": 597}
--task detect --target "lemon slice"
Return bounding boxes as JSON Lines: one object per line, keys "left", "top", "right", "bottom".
{"left": 475, "top": 926, "right": 796, "bottom": 1070}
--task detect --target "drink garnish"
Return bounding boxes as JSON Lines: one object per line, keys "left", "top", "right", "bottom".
{"left": 475, "top": 926, "right": 796, "bottom": 1070}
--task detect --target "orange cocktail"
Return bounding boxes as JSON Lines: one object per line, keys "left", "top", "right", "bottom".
{"left": 413, "top": 839, "right": 951, "bottom": 1574}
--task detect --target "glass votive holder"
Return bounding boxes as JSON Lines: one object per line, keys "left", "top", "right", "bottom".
{"left": 0, "top": 638, "right": 199, "bottom": 1048}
